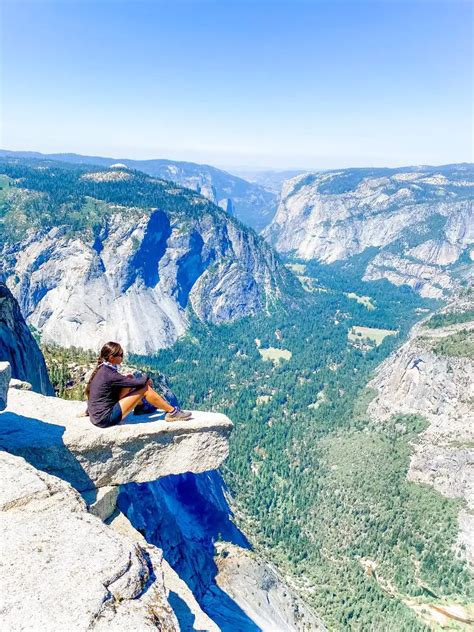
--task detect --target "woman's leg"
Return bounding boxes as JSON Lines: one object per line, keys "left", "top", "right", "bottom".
{"left": 117, "top": 385, "right": 148, "bottom": 419}
{"left": 142, "top": 386, "right": 174, "bottom": 413}
{"left": 118, "top": 385, "right": 174, "bottom": 421}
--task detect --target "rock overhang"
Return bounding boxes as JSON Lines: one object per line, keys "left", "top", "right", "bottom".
{"left": 0, "top": 387, "right": 233, "bottom": 492}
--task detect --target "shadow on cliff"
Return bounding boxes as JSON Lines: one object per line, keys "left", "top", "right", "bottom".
{"left": 0, "top": 411, "right": 97, "bottom": 497}
{"left": 168, "top": 591, "right": 204, "bottom": 631}
{"left": 118, "top": 471, "right": 261, "bottom": 632}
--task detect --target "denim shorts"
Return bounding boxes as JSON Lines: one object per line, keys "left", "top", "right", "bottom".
{"left": 104, "top": 402, "right": 123, "bottom": 427}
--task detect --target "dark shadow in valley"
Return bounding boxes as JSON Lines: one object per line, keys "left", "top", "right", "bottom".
{"left": 118, "top": 470, "right": 260, "bottom": 631}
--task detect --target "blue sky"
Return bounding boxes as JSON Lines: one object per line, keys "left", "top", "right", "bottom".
{"left": 1, "top": 0, "right": 472, "bottom": 169}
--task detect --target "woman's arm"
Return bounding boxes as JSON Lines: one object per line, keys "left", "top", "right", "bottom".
{"left": 107, "top": 371, "right": 149, "bottom": 389}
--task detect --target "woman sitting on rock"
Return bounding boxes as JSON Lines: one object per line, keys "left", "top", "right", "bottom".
{"left": 85, "top": 341, "right": 191, "bottom": 428}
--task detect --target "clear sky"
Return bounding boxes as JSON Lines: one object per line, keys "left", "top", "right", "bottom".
{"left": 1, "top": 0, "right": 472, "bottom": 169}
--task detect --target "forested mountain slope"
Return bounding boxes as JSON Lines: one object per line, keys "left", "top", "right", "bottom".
{"left": 134, "top": 261, "right": 472, "bottom": 630}
{"left": 0, "top": 159, "right": 297, "bottom": 353}
{"left": 0, "top": 149, "right": 277, "bottom": 231}
{"left": 3, "top": 156, "right": 472, "bottom": 630}
{"left": 264, "top": 164, "right": 474, "bottom": 298}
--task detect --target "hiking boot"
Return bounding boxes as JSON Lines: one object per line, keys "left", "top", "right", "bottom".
{"left": 165, "top": 407, "right": 192, "bottom": 422}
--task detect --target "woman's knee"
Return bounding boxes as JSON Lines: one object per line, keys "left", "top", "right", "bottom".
{"left": 120, "top": 384, "right": 147, "bottom": 401}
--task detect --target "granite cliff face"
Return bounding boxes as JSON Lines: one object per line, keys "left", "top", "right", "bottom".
{"left": 0, "top": 362, "right": 11, "bottom": 410}
{"left": 0, "top": 381, "right": 232, "bottom": 631}
{"left": 368, "top": 297, "right": 474, "bottom": 565}
{"left": 1, "top": 380, "right": 323, "bottom": 631}
{"left": 0, "top": 150, "right": 277, "bottom": 231}
{"left": 264, "top": 165, "right": 474, "bottom": 298}
{"left": 0, "top": 450, "right": 179, "bottom": 632}
{"left": 0, "top": 283, "right": 53, "bottom": 394}
{"left": 1, "top": 161, "right": 295, "bottom": 354}
{"left": 136, "top": 161, "right": 277, "bottom": 232}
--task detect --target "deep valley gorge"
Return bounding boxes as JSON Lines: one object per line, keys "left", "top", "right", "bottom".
{"left": 0, "top": 155, "right": 473, "bottom": 631}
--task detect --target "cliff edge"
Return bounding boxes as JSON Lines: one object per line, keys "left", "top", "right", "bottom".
{"left": 0, "top": 283, "right": 53, "bottom": 395}
{"left": 1, "top": 387, "right": 233, "bottom": 492}
{"left": 0, "top": 376, "right": 233, "bottom": 631}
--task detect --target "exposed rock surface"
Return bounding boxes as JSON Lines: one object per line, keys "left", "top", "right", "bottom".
{"left": 264, "top": 165, "right": 474, "bottom": 298}
{"left": 0, "top": 149, "right": 278, "bottom": 231}
{"left": 0, "top": 379, "right": 244, "bottom": 630}
{"left": 3, "top": 184, "right": 292, "bottom": 354}
{"left": 0, "top": 378, "right": 321, "bottom": 630}
{"left": 368, "top": 299, "right": 474, "bottom": 563}
{"left": 108, "top": 509, "right": 221, "bottom": 632}
{"left": 0, "top": 283, "right": 53, "bottom": 394}
{"left": 0, "top": 451, "right": 179, "bottom": 631}
{"left": 1, "top": 388, "right": 233, "bottom": 492}
{"left": 214, "top": 543, "right": 325, "bottom": 631}
{"left": 0, "top": 362, "right": 10, "bottom": 410}
{"left": 9, "top": 378, "right": 32, "bottom": 390}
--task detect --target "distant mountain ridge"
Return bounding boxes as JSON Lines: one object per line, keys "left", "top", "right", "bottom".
{"left": 0, "top": 158, "right": 298, "bottom": 354}
{"left": 264, "top": 164, "right": 474, "bottom": 298}
{"left": 0, "top": 149, "right": 277, "bottom": 231}
{"left": 229, "top": 168, "right": 305, "bottom": 194}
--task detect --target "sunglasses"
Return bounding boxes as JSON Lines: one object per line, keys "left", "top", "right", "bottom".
{"left": 112, "top": 352, "right": 124, "bottom": 358}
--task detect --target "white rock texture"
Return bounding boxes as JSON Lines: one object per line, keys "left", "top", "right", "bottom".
{"left": 0, "top": 388, "right": 233, "bottom": 492}
{"left": 108, "top": 509, "right": 221, "bottom": 632}
{"left": 264, "top": 165, "right": 474, "bottom": 297}
{"left": 368, "top": 300, "right": 474, "bottom": 563}
{"left": 9, "top": 378, "right": 32, "bottom": 390}
{"left": 6, "top": 209, "right": 290, "bottom": 354}
{"left": 214, "top": 543, "right": 326, "bottom": 631}
{"left": 83, "top": 485, "right": 120, "bottom": 522}
{"left": 0, "top": 451, "right": 179, "bottom": 632}
{"left": 0, "top": 383, "right": 240, "bottom": 630}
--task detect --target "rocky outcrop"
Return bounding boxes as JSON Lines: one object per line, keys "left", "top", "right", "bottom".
{"left": 214, "top": 543, "right": 325, "bottom": 631}
{"left": 0, "top": 283, "right": 53, "bottom": 394}
{"left": 368, "top": 300, "right": 474, "bottom": 564}
{"left": 264, "top": 165, "right": 474, "bottom": 297}
{"left": 0, "top": 450, "right": 179, "bottom": 631}
{"left": 0, "top": 362, "right": 10, "bottom": 410}
{"left": 1, "top": 388, "right": 233, "bottom": 492}
{"left": 0, "top": 380, "right": 322, "bottom": 630}
{"left": 0, "top": 378, "right": 234, "bottom": 630}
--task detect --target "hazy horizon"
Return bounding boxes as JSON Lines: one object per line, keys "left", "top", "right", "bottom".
{"left": 2, "top": 0, "right": 472, "bottom": 169}
{"left": 1, "top": 146, "right": 473, "bottom": 177}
